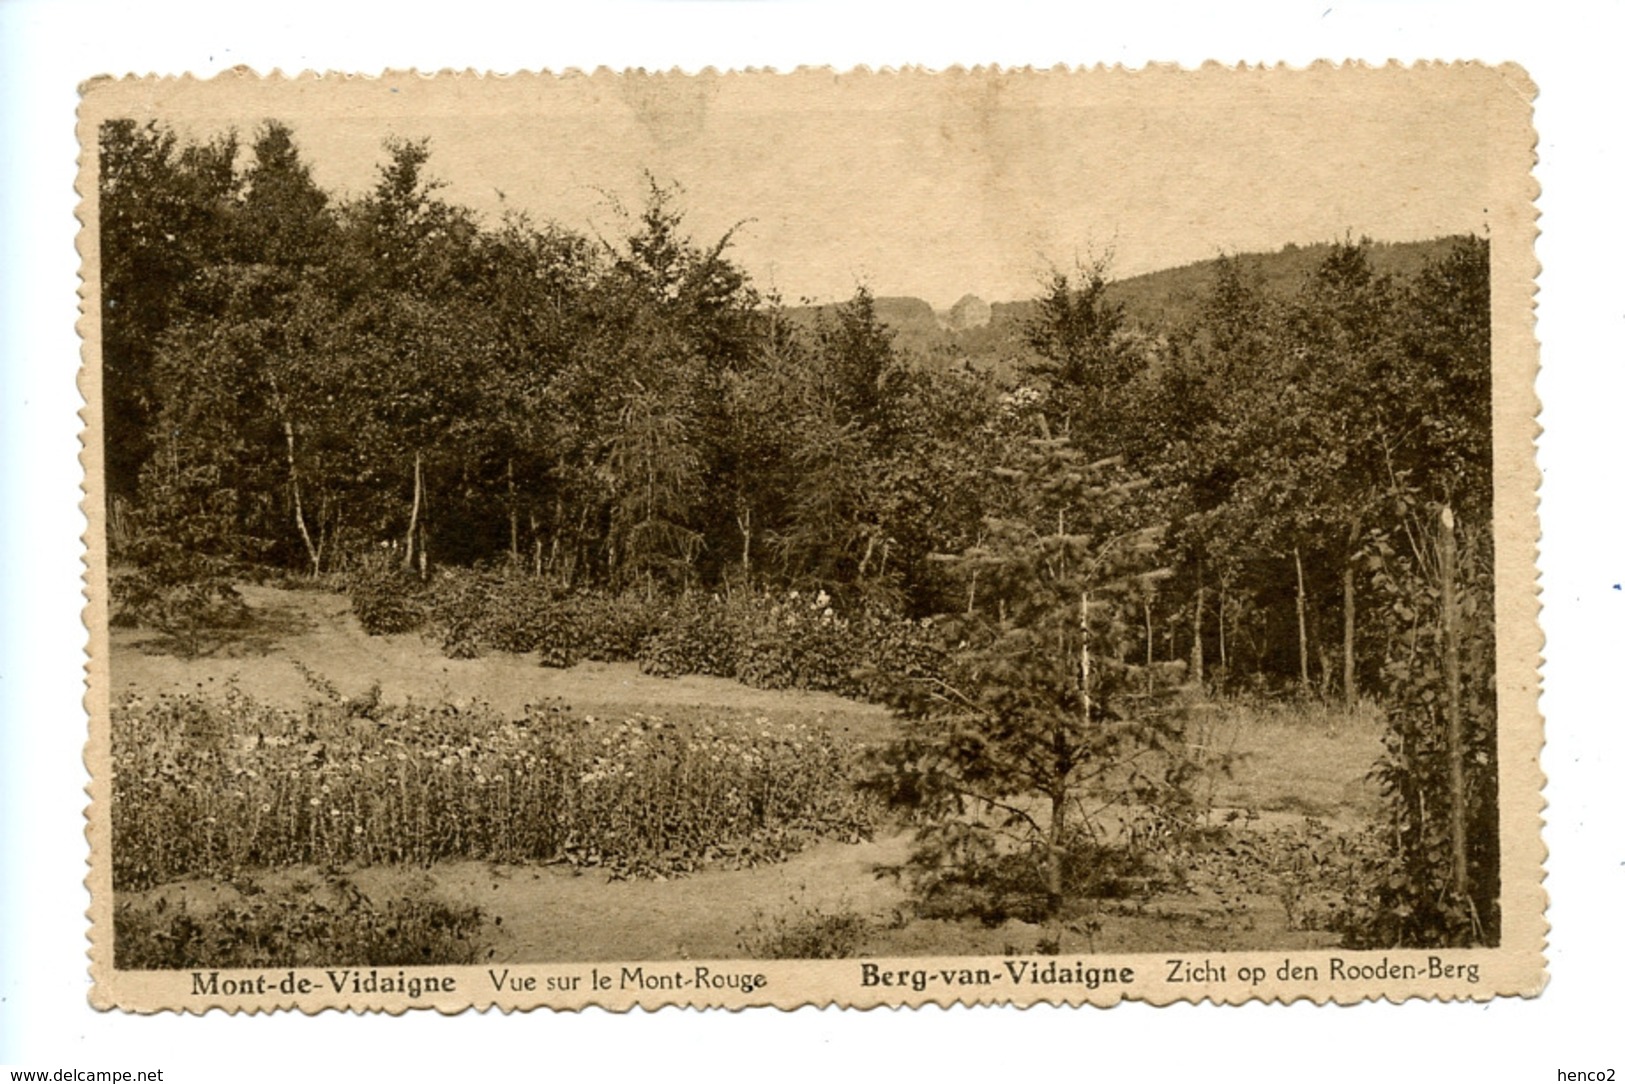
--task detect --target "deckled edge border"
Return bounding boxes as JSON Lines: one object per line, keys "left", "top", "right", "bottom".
{"left": 74, "top": 61, "right": 1546, "bottom": 1014}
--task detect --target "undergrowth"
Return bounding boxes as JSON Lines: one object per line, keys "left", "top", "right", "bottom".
{"left": 115, "top": 875, "right": 487, "bottom": 969}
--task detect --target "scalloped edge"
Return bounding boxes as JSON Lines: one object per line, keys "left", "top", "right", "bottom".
{"left": 76, "top": 61, "right": 1545, "bottom": 1014}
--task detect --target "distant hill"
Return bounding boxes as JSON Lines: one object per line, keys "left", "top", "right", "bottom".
{"left": 785, "top": 236, "right": 1470, "bottom": 372}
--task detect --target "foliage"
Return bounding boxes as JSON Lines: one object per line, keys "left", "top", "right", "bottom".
{"left": 638, "top": 588, "right": 945, "bottom": 701}
{"left": 345, "top": 556, "right": 428, "bottom": 635}
{"left": 736, "top": 895, "right": 875, "bottom": 959}
{"left": 102, "top": 117, "right": 1496, "bottom": 708}
{"left": 1182, "top": 813, "right": 1374, "bottom": 935}
{"left": 868, "top": 434, "right": 1198, "bottom": 919}
{"left": 111, "top": 457, "right": 247, "bottom": 656}
{"left": 115, "top": 876, "right": 487, "bottom": 969}
{"left": 897, "top": 832, "right": 1173, "bottom": 929}
{"left": 421, "top": 567, "right": 659, "bottom": 666}
{"left": 638, "top": 593, "right": 745, "bottom": 679}
{"left": 1342, "top": 512, "right": 1499, "bottom": 947}
{"left": 111, "top": 686, "right": 875, "bottom": 889}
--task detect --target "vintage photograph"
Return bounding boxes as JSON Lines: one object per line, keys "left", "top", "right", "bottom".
{"left": 79, "top": 65, "right": 1541, "bottom": 1009}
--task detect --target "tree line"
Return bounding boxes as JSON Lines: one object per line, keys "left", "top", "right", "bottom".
{"left": 100, "top": 117, "right": 1492, "bottom": 702}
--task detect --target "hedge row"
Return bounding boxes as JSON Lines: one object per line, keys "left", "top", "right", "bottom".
{"left": 347, "top": 566, "right": 944, "bottom": 703}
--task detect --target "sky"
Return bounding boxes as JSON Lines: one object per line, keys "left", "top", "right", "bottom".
{"left": 97, "top": 65, "right": 1509, "bottom": 308}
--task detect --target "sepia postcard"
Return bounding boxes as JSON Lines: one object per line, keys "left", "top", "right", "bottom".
{"left": 78, "top": 63, "right": 1542, "bottom": 1012}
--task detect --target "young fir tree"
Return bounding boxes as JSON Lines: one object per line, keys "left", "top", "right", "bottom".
{"left": 869, "top": 432, "right": 1189, "bottom": 921}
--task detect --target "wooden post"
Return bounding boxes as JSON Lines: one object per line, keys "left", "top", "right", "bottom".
{"left": 1439, "top": 506, "right": 1471, "bottom": 907}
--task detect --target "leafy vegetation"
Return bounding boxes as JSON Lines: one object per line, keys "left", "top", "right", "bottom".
{"left": 103, "top": 116, "right": 1499, "bottom": 947}
{"left": 111, "top": 685, "right": 875, "bottom": 889}
{"left": 737, "top": 895, "right": 878, "bottom": 959}
{"left": 114, "top": 876, "right": 488, "bottom": 969}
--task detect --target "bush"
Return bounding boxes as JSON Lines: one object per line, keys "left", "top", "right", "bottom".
{"left": 1182, "top": 813, "right": 1371, "bottom": 935}
{"left": 1344, "top": 515, "right": 1499, "bottom": 948}
{"left": 417, "top": 568, "right": 659, "bottom": 667}
{"left": 639, "top": 594, "right": 743, "bottom": 678}
{"left": 568, "top": 591, "right": 661, "bottom": 662}
{"left": 111, "top": 460, "right": 250, "bottom": 656}
{"left": 115, "top": 876, "right": 487, "bottom": 969}
{"left": 347, "top": 556, "right": 427, "bottom": 635}
{"left": 349, "top": 569, "right": 945, "bottom": 705}
{"left": 111, "top": 687, "right": 876, "bottom": 889}
{"left": 111, "top": 565, "right": 247, "bottom": 656}
{"left": 639, "top": 588, "right": 945, "bottom": 702}
{"left": 737, "top": 898, "right": 873, "bottom": 959}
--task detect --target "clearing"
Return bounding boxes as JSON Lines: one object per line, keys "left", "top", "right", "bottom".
{"left": 112, "top": 582, "right": 1384, "bottom": 959}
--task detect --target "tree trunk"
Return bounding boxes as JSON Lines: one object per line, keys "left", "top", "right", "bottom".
{"left": 507, "top": 458, "right": 519, "bottom": 564}
{"left": 1079, "top": 589, "right": 1091, "bottom": 720}
{"left": 966, "top": 531, "right": 984, "bottom": 616}
{"left": 1047, "top": 779, "right": 1068, "bottom": 916}
{"left": 1293, "top": 546, "right": 1310, "bottom": 690}
{"left": 1439, "top": 506, "right": 1472, "bottom": 912}
{"left": 1342, "top": 562, "right": 1357, "bottom": 710}
{"left": 857, "top": 532, "right": 877, "bottom": 580}
{"left": 282, "top": 419, "right": 321, "bottom": 575}
{"left": 738, "top": 506, "right": 752, "bottom": 578}
{"left": 1143, "top": 599, "right": 1154, "bottom": 697}
{"left": 1190, "top": 585, "right": 1205, "bottom": 686}
{"left": 1217, "top": 586, "right": 1228, "bottom": 672}
{"left": 404, "top": 450, "right": 423, "bottom": 576}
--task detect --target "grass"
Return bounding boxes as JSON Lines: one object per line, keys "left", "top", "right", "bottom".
{"left": 737, "top": 892, "right": 881, "bottom": 959}
{"left": 1184, "top": 694, "right": 1385, "bottom": 821}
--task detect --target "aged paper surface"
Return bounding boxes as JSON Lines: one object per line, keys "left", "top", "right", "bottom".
{"left": 78, "top": 63, "right": 1541, "bottom": 1012}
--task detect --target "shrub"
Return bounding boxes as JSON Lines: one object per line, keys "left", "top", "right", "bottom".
{"left": 347, "top": 556, "right": 427, "bottom": 635}
{"left": 567, "top": 591, "right": 660, "bottom": 662}
{"left": 1182, "top": 813, "right": 1370, "bottom": 935}
{"left": 111, "top": 460, "right": 250, "bottom": 656}
{"left": 638, "top": 593, "right": 743, "bottom": 678}
{"left": 350, "top": 569, "right": 945, "bottom": 705}
{"left": 639, "top": 588, "right": 945, "bottom": 702}
{"left": 737, "top": 898, "right": 872, "bottom": 959}
{"left": 418, "top": 569, "right": 659, "bottom": 667}
{"left": 111, "top": 687, "right": 875, "bottom": 889}
{"left": 115, "top": 876, "right": 487, "bottom": 969}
